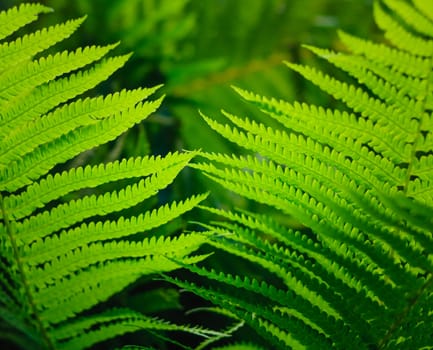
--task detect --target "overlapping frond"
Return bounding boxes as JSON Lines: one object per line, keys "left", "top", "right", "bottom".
{"left": 0, "top": 4, "right": 207, "bottom": 350}
{"left": 177, "top": 0, "right": 433, "bottom": 348}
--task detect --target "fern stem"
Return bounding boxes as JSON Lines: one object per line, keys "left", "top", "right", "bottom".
{"left": 0, "top": 194, "right": 56, "bottom": 350}
{"left": 377, "top": 273, "right": 433, "bottom": 349}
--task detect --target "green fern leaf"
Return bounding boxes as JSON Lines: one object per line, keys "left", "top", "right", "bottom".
{"left": 0, "top": 4, "right": 207, "bottom": 349}
{"left": 176, "top": 1, "right": 433, "bottom": 349}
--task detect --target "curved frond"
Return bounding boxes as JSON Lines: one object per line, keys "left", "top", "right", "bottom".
{"left": 179, "top": 1, "right": 433, "bottom": 349}
{"left": 0, "top": 4, "right": 206, "bottom": 350}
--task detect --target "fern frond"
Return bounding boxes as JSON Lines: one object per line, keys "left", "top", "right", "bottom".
{"left": 1, "top": 86, "right": 158, "bottom": 166}
{"left": 0, "top": 4, "right": 207, "bottom": 350}
{"left": 285, "top": 61, "right": 414, "bottom": 133}
{"left": 338, "top": 30, "right": 429, "bottom": 78}
{"left": 374, "top": 1, "right": 433, "bottom": 56}
{"left": 29, "top": 233, "right": 207, "bottom": 287}
{"left": 0, "top": 43, "right": 118, "bottom": 102}
{"left": 177, "top": 0, "right": 433, "bottom": 348}
{"left": 51, "top": 308, "right": 224, "bottom": 350}
{"left": 0, "top": 16, "right": 86, "bottom": 70}
{"left": 221, "top": 92, "right": 406, "bottom": 184}
{"left": 25, "top": 194, "right": 206, "bottom": 265}
{"left": 0, "top": 3, "right": 52, "bottom": 41}
{"left": 382, "top": 0, "right": 433, "bottom": 37}
{"left": 1, "top": 96, "right": 162, "bottom": 192}
{"left": 34, "top": 254, "right": 209, "bottom": 324}
{"left": 4, "top": 152, "right": 197, "bottom": 220}
{"left": 0, "top": 54, "right": 132, "bottom": 139}
{"left": 301, "top": 46, "right": 419, "bottom": 111}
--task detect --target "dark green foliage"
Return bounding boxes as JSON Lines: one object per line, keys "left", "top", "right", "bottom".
{"left": 170, "top": 0, "right": 433, "bottom": 348}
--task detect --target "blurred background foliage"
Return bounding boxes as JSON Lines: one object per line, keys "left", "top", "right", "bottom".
{"left": 2, "top": 1, "right": 378, "bottom": 348}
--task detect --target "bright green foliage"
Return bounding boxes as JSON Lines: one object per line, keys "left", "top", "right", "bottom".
{"left": 170, "top": 0, "right": 433, "bottom": 348}
{"left": 0, "top": 4, "right": 210, "bottom": 349}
